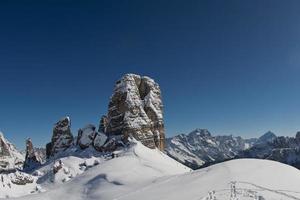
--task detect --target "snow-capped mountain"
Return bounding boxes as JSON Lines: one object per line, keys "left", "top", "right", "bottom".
{"left": 0, "top": 132, "right": 24, "bottom": 172}
{"left": 166, "top": 129, "right": 300, "bottom": 170}
{"left": 165, "top": 129, "right": 255, "bottom": 169}
{"left": 239, "top": 131, "right": 300, "bottom": 169}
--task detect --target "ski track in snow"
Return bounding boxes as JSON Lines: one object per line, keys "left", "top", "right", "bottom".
{"left": 238, "top": 181, "right": 300, "bottom": 200}
{"left": 198, "top": 181, "right": 300, "bottom": 200}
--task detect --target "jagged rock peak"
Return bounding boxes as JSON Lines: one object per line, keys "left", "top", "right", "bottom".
{"left": 23, "top": 138, "right": 41, "bottom": 170}
{"left": 258, "top": 131, "right": 276, "bottom": 143}
{"left": 46, "top": 116, "right": 74, "bottom": 158}
{"left": 105, "top": 73, "right": 165, "bottom": 150}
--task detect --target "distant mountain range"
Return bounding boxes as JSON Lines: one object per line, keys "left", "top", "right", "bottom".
{"left": 166, "top": 129, "right": 300, "bottom": 169}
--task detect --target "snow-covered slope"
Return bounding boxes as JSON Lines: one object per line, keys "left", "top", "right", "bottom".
{"left": 4, "top": 140, "right": 189, "bottom": 199}
{"left": 114, "top": 159, "right": 300, "bottom": 200}
{"left": 2, "top": 139, "right": 300, "bottom": 200}
{"left": 8, "top": 156, "right": 300, "bottom": 200}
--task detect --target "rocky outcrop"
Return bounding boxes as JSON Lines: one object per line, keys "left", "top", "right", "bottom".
{"left": 10, "top": 171, "right": 35, "bottom": 185}
{"left": 23, "top": 138, "right": 42, "bottom": 170}
{"left": 105, "top": 74, "right": 165, "bottom": 150}
{"left": 46, "top": 117, "right": 74, "bottom": 158}
{"left": 0, "top": 132, "right": 24, "bottom": 172}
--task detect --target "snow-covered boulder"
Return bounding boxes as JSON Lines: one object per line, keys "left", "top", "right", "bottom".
{"left": 77, "top": 124, "right": 98, "bottom": 149}
{"left": 77, "top": 124, "right": 109, "bottom": 151}
{"left": 93, "top": 132, "right": 108, "bottom": 151}
{"left": 105, "top": 74, "right": 165, "bottom": 150}
{"left": 46, "top": 116, "right": 74, "bottom": 158}
{"left": 0, "top": 132, "right": 24, "bottom": 171}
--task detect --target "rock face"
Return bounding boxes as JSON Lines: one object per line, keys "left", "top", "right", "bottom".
{"left": 46, "top": 117, "right": 74, "bottom": 158}
{"left": 105, "top": 74, "right": 165, "bottom": 150}
{"left": 23, "top": 138, "right": 42, "bottom": 170}
{"left": 0, "top": 132, "right": 24, "bottom": 172}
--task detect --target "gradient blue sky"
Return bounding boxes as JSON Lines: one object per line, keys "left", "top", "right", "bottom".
{"left": 1, "top": 0, "right": 300, "bottom": 149}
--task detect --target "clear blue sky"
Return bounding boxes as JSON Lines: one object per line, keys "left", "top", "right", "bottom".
{"left": 1, "top": 0, "right": 300, "bottom": 149}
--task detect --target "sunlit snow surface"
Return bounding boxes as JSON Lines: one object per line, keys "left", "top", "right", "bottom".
{"left": 2, "top": 141, "right": 300, "bottom": 200}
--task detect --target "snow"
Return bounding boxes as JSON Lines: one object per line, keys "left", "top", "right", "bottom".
{"left": 2, "top": 140, "right": 300, "bottom": 200}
